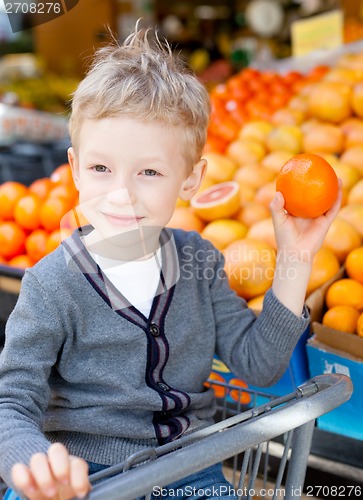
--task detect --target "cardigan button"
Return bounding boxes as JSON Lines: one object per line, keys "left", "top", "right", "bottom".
{"left": 157, "top": 382, "right": 170, "bottom": 392}
{"left": 149, "top": 323, "right": 160, "bottom": 337}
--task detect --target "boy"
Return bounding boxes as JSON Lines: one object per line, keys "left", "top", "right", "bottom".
{"left": 0, "top": 26, "right": 341, "bottom": 500}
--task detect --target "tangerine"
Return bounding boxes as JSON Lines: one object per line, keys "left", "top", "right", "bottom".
{"left": 325, "top": 278, "right": 363, "bottom": 311}
{"left": 14, "top": 193, "right": 42, "bottom": 230}
{"left": 50, "top": 163, "right": 74, "bottom": 185}
{"left": 39, "top": 197, "right": 70, "bottom": 232}
{"left": 0, "top": 181, "right": 28, "bottom": 220}
{"left": 276, "top": 153, "right": 339, "bottom": 218}
{"left": 204, "top": 372, "right": 226, "bottom": 399}
{"left": 190, "top": 181, "right": 240, "bottom": 222}
{"left": 8, "top": 254, "right": 34, "bottom": 269}
{"left": 357, "top": 312, "right": 363, "bottom": 337}
{"left": 223, "top": 238, "right": 276, "bottom": 300}
{"left": 345, "top": 247, "right": 363, "bottom": 284}
{"left": 0, "top": 221, "right": 26, "bottom": 259}
{"left": 28, "top": 177, "right": 54, "bottom": 200}
{"left": 201, "top": 219, "right": 248, "bottom": 251}
{"left": 228, "top": 378, "right": 251, "bottom": 405}
{"left": 166, "top": 207, "right": 204, "bottom": 232}
{"left": 45, "top": 228, "right": 72, "bottom": 255}
{"left": 25, "top": 229, "right": 48, "bottom": 263}
{"left": 322, "top": 305, "right": 360, "bottom": 334}
{"left": 322, "top": 217, "right": 361, "bottom": 263}
{"left": 306, "top": 248, "right": 340, "bottom": 296}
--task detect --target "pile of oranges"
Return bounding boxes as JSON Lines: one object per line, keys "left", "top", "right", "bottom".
{"left": 168, "top": 51, "right": 363, "bottom": 310}
{"left": 322, "top": 246, "right": 363, "bottom": 337}
{"left": 0, "top": 164, "right": 79, "bottom": 268}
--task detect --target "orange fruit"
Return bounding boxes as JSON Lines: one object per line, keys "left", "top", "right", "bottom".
{"left": 261, "top": 150, "right": 295, "bottom": 173}
{"left": 233, "top": 164, "right": 275, "bottom": 190}
{"left": 306, "top": 248, "right": 340, "bottom": 296}
{"left": 226, "top": 139, "right": 266, "bottom": 165}
{"left": 234, "top": 202, "right": 270, "bottom": 227}
{"left": 246, "top": 218, "right": 276, "bottom": 250}
{"left": 338, "top": 204, "right": 363, "bottom": 238}
{"left": 166, "top": 206, "right": 204, "bottom": 232}
{"left": 28, "top": 177, "right": 54, "bottom": 200}
{"left": 39, "top": 196, "right": 70, "bottom": 232}
{"left": 48, "top": 184, "right": 77, "bottom": 209}
{"left": 345, "top": 247, "right": 363, "bottom": 284}
{"left": 8, "top": 254, "right": 34, "bottom": 269}
{"left": 14, "top": 193, "right": 42, "bottom": 230}
{"left": 50, "top": 163, "right": 74, "bottom": 185}
{"left": 223, "top": 238, "right": 276, "bottom": 300}
{"left": 325, "top": 278, "right": 363, "bottom": 311}
{"left": 322, "top": 305, "right": 360, "bottom": 334}
{"left": 247, "top": 294, "right": 265, "bottom": 311}
{"left": 190, "top": 181, "right": 240, "bottom": 222}
{"left": 307, "top": 81, "right": 352, "bottom": 123}
{"left": 201, "top": 219, "right": 248, "bottom": 251}
{"left": 265, "top": 124, "right": 303, "bottom": 154}
{"left": 322, "top": 217, "right": 361, "bottom": 263}
{"left": 45, "top": 228, "right": 72, "bottom": 255}
{"left": 332, "top": 162, "right": 361, "bottom": 193}
{"left": 238, "top": 120, "right": 273, "bottom": 143}
{"left": 357, "top": 313, "right": 363, "bottom": 337}
{"left": 340, "top": 145, "right": 363, "bottom": 175}
{"left": 254, "top": 180, "right": 277, "bottom": 208}
{"left": 203, "top": 152, "right": 237, "bottom": 183}
{"left": 276, "top": 153, "right": 339, "bottom": 218}
{"left": 228, "top": 378, "right": 251, "bottom": 405}
{"left": 0, "top": 181, "right": 28, "bottom": 220}
{"left": 302, "top": 123, "right": 344, "bottom": 155}
{"left": 0, "top": 221, "right": 26, "bottom": 259}
{"left": 351, "top": 81, "right": 363, "bottom": 118}
{"left": 204, "top": 372, "right": 226, "bottom": 399}
{"left": 347, "top": 178, "right": 363, "bottom": 205}
{"left": 25, "top": 229, "right": 49, "bottom": 263}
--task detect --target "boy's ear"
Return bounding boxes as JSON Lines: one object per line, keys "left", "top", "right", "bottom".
{"left": 67, "top": 147, "right": 80, "bottom": 190}
{"left": 179, "top": 159, "right": 207, "bottom": 201}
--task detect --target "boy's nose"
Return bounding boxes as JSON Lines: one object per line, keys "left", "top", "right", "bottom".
{"left": 106, "top": 187, "right": 135, "bottom": 205}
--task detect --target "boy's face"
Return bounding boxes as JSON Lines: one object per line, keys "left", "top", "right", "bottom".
{"left": 68, "top": 117, "right": 205, "bottom": 254}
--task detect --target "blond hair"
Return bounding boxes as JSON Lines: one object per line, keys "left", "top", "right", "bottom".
{"left": 68, "top": 26, "right": 211, "bottom": 166}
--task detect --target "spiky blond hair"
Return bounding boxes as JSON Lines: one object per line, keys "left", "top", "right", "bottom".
{"left": 68, "top": 26, "right": 211, "bottom": 166}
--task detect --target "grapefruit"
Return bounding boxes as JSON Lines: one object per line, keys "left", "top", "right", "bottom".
{"left": 190, "top": 181, "right": 240, "bottom": 222}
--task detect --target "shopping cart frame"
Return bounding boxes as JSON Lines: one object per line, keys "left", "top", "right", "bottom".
{"left": 85, "top": 373, "right": 352, "bottom": 500}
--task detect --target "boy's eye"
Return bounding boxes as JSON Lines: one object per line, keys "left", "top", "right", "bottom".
{"left": 143, "top": 169, "right": 160, "bottom": 176}
{"left": 93, "top": 165, "right": 108, "bottom": 172}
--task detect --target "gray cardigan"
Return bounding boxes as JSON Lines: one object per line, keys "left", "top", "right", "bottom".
{"left": 0, "top": 227, "right": 309, "bottom": 489}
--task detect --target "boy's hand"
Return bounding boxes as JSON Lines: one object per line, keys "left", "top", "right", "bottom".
{"left": 11, "top": 443, "right": 91, "bottom": 500}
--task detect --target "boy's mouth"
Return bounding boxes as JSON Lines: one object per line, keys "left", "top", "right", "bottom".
{"left": 103, "top": 213, "right": 142, "bottom": 226}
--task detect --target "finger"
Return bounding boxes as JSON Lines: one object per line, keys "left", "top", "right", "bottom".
{"left": 69, "top": 456, "right": 91, "bottom": 499}
{"left": 48, "top": 443, "right": 70, "bottom": 486}
{"left": 270, "top": 191, "right": 288, "bottom": 225}
{"left": 29, "top": 452, "right": 57, "bottom": 498}
{"left": 11, "top": 463, "right": 39, "bottom": 499}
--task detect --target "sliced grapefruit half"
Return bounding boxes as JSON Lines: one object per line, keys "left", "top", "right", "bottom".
{"left": 191, "top": 181, "right": 240, "bottom": 222}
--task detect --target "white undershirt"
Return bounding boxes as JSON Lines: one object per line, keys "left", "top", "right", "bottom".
{"left": 91, "top": 249, "right": 162, "bottom": 317}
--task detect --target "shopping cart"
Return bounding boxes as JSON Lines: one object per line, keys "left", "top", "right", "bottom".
{"left": 0, "top": 373, "right": 352, "bottom": 500}
{"left": 84, "top": 373, "right": 352, "bottom": 500}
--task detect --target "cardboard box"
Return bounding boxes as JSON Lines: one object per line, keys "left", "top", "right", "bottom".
{"left": 210, "top": 324, "right": 311, "bottom": 407}
{"left": 306, "top": 336, "right": 363, "bottom": 441}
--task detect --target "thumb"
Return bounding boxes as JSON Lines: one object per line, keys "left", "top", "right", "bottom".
{"left": 270, "top": 191, "right": 288, "bottom": 224}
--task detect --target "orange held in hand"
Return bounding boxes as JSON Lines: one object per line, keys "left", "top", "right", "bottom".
{"left": 276, "top": 153, "right": 339, "bottom": 218}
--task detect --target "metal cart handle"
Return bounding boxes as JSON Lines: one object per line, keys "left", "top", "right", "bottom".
{"left": 87, "top": 373, "right": 353, "bottom": 500}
